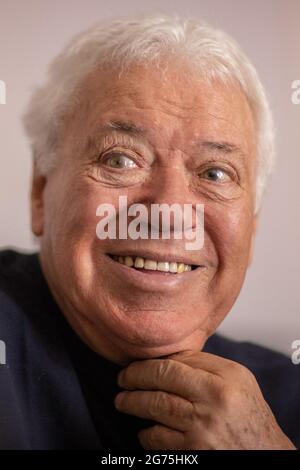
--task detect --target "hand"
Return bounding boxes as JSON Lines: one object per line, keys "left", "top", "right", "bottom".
{"left": 114, "top": 350, "right": 296, "bottom": 450}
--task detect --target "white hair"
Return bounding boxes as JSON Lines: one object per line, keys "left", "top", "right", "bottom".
{"left": 23, "top": 13, "right": 275, "bottom": 213}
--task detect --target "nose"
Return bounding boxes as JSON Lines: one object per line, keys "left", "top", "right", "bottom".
{"left": 144, "top": 163, "right": 193, "bottom": 204}
{"left": 135, "top": 163, "right": 202, "bottom": 232}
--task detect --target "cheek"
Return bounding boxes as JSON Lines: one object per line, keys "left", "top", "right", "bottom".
{"left": 43, "top": 174, "right": 121, "bottom": 246}
{"left": 201, "top": 204, "right": 255, "bottom": 329}
{"left": 206, "top": 203, "right": 254, "bottom": 272}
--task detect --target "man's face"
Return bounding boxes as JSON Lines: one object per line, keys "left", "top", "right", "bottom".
{"left": 32, "top": 60, "right": 257, "bottom": 365}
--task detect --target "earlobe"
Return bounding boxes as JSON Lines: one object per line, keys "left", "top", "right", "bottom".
{"left": 31, "top": 162, "right": 47, "bottom": 237}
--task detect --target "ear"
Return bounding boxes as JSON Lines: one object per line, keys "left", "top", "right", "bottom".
{"left": 31, "top": 161, "right": 47, "bottom": 237}
{"left": 248, "top": 215, "right": 258, "bottom": 267}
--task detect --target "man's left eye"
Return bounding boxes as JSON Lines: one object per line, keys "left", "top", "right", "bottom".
{"left": 103, "top": 153, "right": 138, "bottom": 169}
{"left": 201, "top": 168, "right": 231, "bottom": 182}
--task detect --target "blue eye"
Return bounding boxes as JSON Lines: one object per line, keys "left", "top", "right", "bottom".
{"left": 104, "top": 153, "right": 138, "bottom": 169}
{"left": 202, "top": 168, "right": 230, "bottom": 182}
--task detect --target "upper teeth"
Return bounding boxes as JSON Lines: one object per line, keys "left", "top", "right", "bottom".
{"left": 111, "top": 255, "right": 192, "bottom": 273}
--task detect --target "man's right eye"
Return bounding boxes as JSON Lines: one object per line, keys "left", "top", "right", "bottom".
{"left": 102, "top": 153, "right": 138, "bottom": 169}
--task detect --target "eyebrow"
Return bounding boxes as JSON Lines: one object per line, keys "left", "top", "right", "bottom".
{"left": 84, "top": 119, "right": 148, "bottom": 154}
{"left": 94, "top": 120, "right": 246, "bottom": 157}
{"left": 200, "top": 140, "right": 245, "bottom": 156}
{"left": 104, "top": 119, "right": 147, "bottom": 136}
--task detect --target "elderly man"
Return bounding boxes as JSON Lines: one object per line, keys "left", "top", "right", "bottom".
{"left": 0, "top": 14, "right": 299, "bottom": 450}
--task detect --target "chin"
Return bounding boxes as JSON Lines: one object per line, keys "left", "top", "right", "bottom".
{"left": 115, "top": 328, "right": 206, "bottom": 363}
{"left": 107, "top": 308, "right": 204, "bottom": 349}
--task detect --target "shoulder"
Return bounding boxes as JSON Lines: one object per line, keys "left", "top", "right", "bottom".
{"left": 0, "top": 249, "right": 98, "bottom": 449}
{"left": 204, "top": 332, "right": 293, "bottom": 369}
{"left": 0, "top": 248, "right": 66, "bottom": 344}
{"left": 0, "top": 248, "right": 68, "bottom": 364}
{"left": 0, "top": 249, "right": 48, "bottom": 448}
{"left": 0, "top": 248, "right": 41, "bottom": 301}
{"left": 0, "top": 249, "right": 43, "bottom": 331}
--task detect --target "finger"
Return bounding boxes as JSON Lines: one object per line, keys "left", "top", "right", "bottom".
{"left": 117, "top": 358, "right": 215, "bottom": 402}
{"left": 164, "top": 350, "right": 242, "bottom": 379}
{"left": 138, "top": 424, "right": 185, "bottom": 450}
{"left": 114, "top": 390, "right": 194, "bottom": 432}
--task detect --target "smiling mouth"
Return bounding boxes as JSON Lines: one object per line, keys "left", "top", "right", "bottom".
{"left": 107, "top": 253, "right": 199, "bottom": 274}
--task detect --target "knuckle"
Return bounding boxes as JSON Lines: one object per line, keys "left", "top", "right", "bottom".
{"left": 148, "top": 425, "right": 161, "bottom": 445}
{"left": 222, "top": 359, "right": 253, "bottom": 383}
{"left": 139, "top": 425, "right": 161, "bottom": 449}
{"left": 155, "top": 359, "right": 174, "bottom": 380}
{"left": 227, "top": 359, "right": 246, "bottom": 374}
{"left": 213, "top": 379, "right": 237, "bottom": 409}
{"left": 148, "top": 391, "right": 184, "bottom": 421}
{"left": 214, "top": 380, "right": 228, "bottom": 405}
{"left": 165, "top": 395, "right": 182, "bottom": 418}
{"left": 222, "top": 359, "right": 242, "bottom": 375}
{"left": 148, "top": 391, "right": 166, "bottom": 419}
{"left": 214, "top": 367, "right": 255, "bottom": 409}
